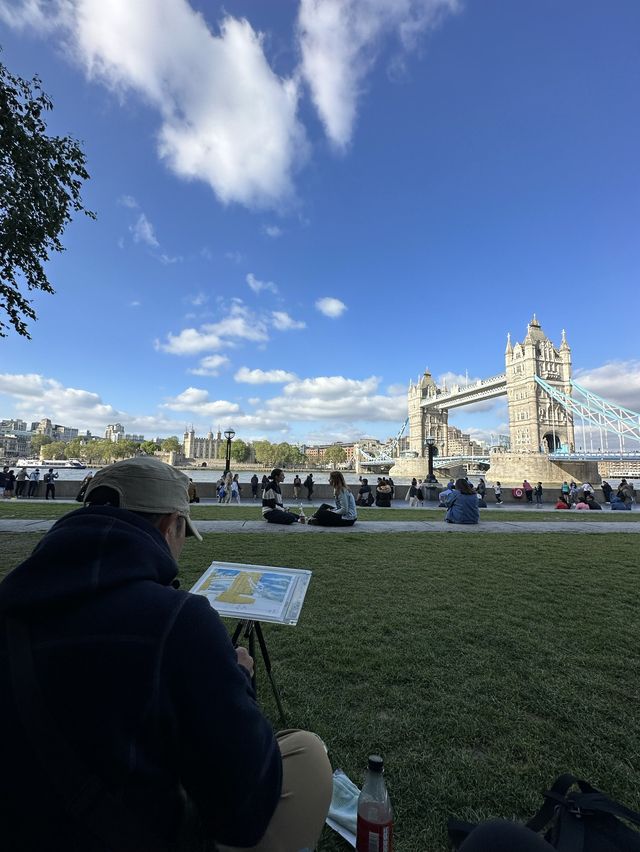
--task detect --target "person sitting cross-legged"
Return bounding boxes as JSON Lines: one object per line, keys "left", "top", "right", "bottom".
{"left": 262, "top": 468, "right": 306, "bottom": 525}
{"left": 444, "top": 478, "right": 480, "bottom": 525}
{"left": 307, "top": 472, "right": 357, "bottom": 527}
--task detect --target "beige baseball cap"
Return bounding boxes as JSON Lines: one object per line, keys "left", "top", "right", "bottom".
{"left": 84, "top": 456, "right": 202, "bottom": 541}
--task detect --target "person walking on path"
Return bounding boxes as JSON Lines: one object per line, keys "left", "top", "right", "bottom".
{"left": 262, "top": 469, "right": 307, "bottom": 525}
{"left": 15, "top": 467, "right": 27, "bottom": 498}
{"left": 223, "top": 472, "right": 233, "bottom": 504}
{"left": 27, "top": 468, "right": 40, "bottom": 498}
{"left": 230, "top": 473, "right": 241, "bottom": 504}
{"left": 523, "top": 479, "right": 533, "bottom": 503}
{"left": 406, "top": 478, "right": 421, "bottom": 508}
{"left": 44, "top": 468, "right": 59, "bottom": 500}
{"left": 534, "top": 481, "right": 543, "bottom": 507}
{"left": 250, "top": 473, "right": 259, "bottom": 500}
{"left": 0, "top": 456, "right": 332, "bottom": 851}
{"left": 307, "top": 472, "right": 357, "bottom": 527}
{"left": 303, "top": 473, "right": 314, "bottom": 502}
{"left": 293, "top": 474, "right": 302, "bottom": 500}
{"left": 493, "top": 481, "right": 503, "bottom": 504}
{"left": 477, "top": 478, "right": 487, "bottom": 501}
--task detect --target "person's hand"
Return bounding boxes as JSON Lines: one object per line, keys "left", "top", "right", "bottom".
{"left": 236, "top": 646, "right": 254, "bottom": 677}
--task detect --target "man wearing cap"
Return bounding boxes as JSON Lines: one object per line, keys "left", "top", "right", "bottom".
{"left": 0, "top": 456, "right": 332, "bottom": 851}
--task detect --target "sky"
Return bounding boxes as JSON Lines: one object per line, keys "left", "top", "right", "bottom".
{"left": 0, "top": 0, "right": 639, "bottom": 446}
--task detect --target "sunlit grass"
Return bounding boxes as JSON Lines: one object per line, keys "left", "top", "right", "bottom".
{"left": 2, "top": 530, "right": 638, "bottom": 851}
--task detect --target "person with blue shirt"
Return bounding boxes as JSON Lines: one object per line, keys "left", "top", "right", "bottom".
{"left": 445, "top": 478, "right": 480, "bottom": 525}
{"left": 308, "top": 471, "right": 357, "bottom": 526}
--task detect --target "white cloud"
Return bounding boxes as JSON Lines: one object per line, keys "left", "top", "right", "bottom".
{"left": 225, "top": 250, "right": 244, "bottom": 264}
{"left": 262, "top": 224, "right": 283, "bottom": 238}
{"left": 156, "top": 303, "right": 269, "bottom": 355}
{"left": 11, "top": 1, "right": 307, "bottom": 208}
{"left": 130, "top": 212, "right": 159, "bottom": 248}
{"left": 574, "top": 361, "right": 640, "bottom": 413}
{"left": 297, "top": 0, "right": 458, "bottom": 148}
{"left": 0, "top": 0, "right": 54, "bottom": 30}
{"left": 235, "top": 367, "right": 297, "bottom": 384}
{"left": 247, "top": 272, "right": 278, "bottom": 295}
{"left": 163, "top": 386, "right": 289, "bottom": 433}
{"left": 0, "top": 372, "right": 183, "bottom": 435}
{"left": 263, "top": 374, "right": 406, "bottom": 421}
{"left": 188, "top": 354, "right": 230, "bottom": 376}
{"left": 187, "top": 292, "right": 208, "bottom": 307}
{"left": 315, "top": 296, "right": 347, "bottom": 318}
{"left": 272, "top": 310, "right": 306, "bottom": 331}
{"left": 159, "top": 253, "right": 182, "bottom": 265}
{"left": 118, "top": 194, "right": 138, "bottom": 208}
{"left": 129, "top": 300, "right": 141, "bottom": 308}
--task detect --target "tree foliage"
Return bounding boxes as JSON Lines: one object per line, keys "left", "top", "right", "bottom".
{"left": 29, "top": 433, "right": 52, "bottom": 455}
{"left": 161, "top": 436, "right": 181, "bottom": 453}
{"left": 230, "top": 438, "right": 249, "bottom": 462}
{"left": 323, "top": 445, "right": 347, "bottom": 466}
{"left": 0, "top": 56, "right": 95, "bottom": 337}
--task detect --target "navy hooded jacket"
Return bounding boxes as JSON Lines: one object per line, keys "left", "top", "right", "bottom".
{"left": 0, "top": 506, "right": 282, "bottom": 851}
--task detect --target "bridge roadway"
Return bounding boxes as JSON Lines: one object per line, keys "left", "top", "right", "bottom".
{"left": 420, "top": 372, "right": 507, "bottom": 410}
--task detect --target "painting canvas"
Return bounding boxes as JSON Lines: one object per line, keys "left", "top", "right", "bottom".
{"left": 190, "top": 561, "right": 312, "bottom": 625}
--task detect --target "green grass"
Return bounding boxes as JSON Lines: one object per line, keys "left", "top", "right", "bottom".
{"left": 1, "top": 501, "right": 638, "bottom": 522}
{"left": 2, "top": 530, "right": 638, "bottom": 850}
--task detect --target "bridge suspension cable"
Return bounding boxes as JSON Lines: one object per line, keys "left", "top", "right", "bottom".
{"left": 534, "top": 376, "right": 640, "bottom": 451}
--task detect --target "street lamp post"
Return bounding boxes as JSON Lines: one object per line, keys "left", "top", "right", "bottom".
{"left": 425, "top": 436, "right": 437, "bottom": 483}
{"left": 224, "top": 429, "right": 235, "bottom": 474}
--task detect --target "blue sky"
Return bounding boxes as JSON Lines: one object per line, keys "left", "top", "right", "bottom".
{"left": 1, "top": 0, "right": 639, "bottom": 445}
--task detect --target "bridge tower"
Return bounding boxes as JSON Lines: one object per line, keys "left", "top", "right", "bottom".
{"left": 505, "top": 315, "right": 575, "bottom": 453}
{"left": 407, "top": 369, "right": 449, "bottom": 457}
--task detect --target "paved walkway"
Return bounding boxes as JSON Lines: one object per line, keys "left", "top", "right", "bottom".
{"left": 2, "top": 519, "right": 639, "bottom": 534}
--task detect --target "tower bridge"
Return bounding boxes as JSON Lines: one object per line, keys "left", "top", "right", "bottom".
{"left": 356, "top": 316, "right": 640, "bottom": 481}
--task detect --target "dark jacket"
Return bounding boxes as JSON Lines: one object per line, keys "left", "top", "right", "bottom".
{"left": 0, "top": 506, "right": 281, "bottom": 851}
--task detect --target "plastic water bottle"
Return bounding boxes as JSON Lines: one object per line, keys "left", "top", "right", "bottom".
{"left": 356, "top": 754, "right": 393, "bottom": 851}
{"left": 299, "top": 503, "right": 306, "bottom": 519}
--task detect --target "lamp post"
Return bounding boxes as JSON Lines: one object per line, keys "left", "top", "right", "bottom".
{"left": 224, "top": 428, "right": 235, "bottom": 474}
{"left": 425, "top": 436, "right": 437, "bottom": 483}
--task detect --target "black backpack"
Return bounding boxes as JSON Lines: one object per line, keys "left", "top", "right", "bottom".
{"left": 449, "top": 774, "right": 640, "bottom": 851}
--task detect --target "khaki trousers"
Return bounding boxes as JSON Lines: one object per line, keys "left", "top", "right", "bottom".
{"left": 218, "top": 729, "right": 332, "bottom": 852}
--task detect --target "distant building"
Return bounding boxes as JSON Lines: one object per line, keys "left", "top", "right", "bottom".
{"left": 183, "top": 428, "right": 222, "bottom": 462}
{"left": 304, "top": 442, "right": 356, "bottom": 464}
{"left": 105, "top": 423, "right": 144, "bottom": 443}
{"left": 30, "top": 418, "right": 78, "bottom": 442}
{"left": 0, "top": 419, "right": 28, "bottom": 433}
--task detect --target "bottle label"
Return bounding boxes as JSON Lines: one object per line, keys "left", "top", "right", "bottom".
{"left": 356, "top": 817, "right": 393, "bottom": 852}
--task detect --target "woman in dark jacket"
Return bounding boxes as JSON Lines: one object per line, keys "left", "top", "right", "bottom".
{"left": 356, "top": 478, "right": 374, "bottom": 507}
{"left": 445, "top": 479, "right": 480, "bottom": 525}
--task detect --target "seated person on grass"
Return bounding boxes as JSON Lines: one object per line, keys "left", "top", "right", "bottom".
{"left": 585, "top": 493, "right": 602, "bottom": 510}
{"left": 262, "top": 468, "right": 306, "bottom": 525}
{"left": 555, "top": 494, "right": 571, "bottom": 509}
{"left": 308, "top": 472, "right": 357, "bottom": 527}
{"left": 0, "top": 457, "right": 332, "bottom": 851}
{"left": 445, "top": 478, "right": 480, "bottom": 525}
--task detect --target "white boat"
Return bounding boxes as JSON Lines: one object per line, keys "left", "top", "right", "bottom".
{"left": 16, "top": 458, "right": 87, "bottom": 469}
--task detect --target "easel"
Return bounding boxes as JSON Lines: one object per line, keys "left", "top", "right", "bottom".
{"left": 231, "top": 619, "right": 287, "bottom": 726}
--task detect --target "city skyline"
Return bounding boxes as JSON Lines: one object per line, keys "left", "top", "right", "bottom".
{"left": 1, "top": 1, "right": 639, "bottom": 444}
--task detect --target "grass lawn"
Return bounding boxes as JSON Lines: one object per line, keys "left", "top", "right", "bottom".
{"left": 2, "top": 530, "right": 638, "bottom": 850}
{"left": 1, "top": 501, "right": 638, "bottom": 523}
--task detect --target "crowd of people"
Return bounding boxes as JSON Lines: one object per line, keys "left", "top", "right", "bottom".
{"left": 1, "top": 466, "right": 60, "bottom": 499}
